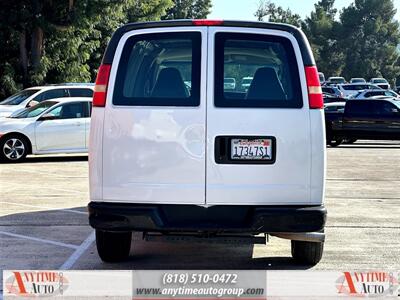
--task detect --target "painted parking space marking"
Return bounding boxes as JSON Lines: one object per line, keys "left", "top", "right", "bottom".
{"left": 0, "top": 231, "right": 79, "bottom": 249}
{"left": 0, "top": 201, "right": 87, "bottom": 215}
{"left": 60, "top": 230, "right": 95, "bottom": 270}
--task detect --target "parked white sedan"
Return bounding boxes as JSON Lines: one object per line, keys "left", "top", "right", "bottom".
{"left": 0, "top": 98, "right": 92, "bottom": 162}
{"left": 0, "top": 84, "right": 94, "bottom": 117}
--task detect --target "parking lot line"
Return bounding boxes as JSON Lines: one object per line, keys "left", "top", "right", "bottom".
{"left": 59, "top": 231, "right": 95, "bottom": 270}
{"left": 0, "top": 201, "right": 87, "bottom": 215}
{"left": 0, "top": 231, "right": 79, "bottom": 249}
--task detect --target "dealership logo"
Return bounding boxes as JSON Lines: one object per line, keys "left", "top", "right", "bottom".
{"left": 336, "top": 272, "right": 398, "bottom": 297}
{"left": 5, "top": 271, "right": 69, "bottom": 297}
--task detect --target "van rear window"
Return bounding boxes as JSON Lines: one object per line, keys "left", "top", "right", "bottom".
{"left": 113, "top": 32, "right": 201, "bottom": 106}
{"left": 214, "top": 33, "right": 303, "bottom": 108}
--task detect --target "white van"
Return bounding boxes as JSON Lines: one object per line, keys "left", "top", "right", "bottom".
{"left": 88, "top": 20, "right": 327, "bottom": 265}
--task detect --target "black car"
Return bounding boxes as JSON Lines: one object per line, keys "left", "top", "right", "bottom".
{"left": 325, "top": 99, "right": 400, "bottom": 146}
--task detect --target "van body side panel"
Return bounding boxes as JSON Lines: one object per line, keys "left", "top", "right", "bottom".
{"left": 309, "top": 110, "right": 326, "bottom": 205}
{"left": 206, "top": 27, "right": 312, "bottom": 205}
{"left": 89, "top": 107, "right": 105, "bottom": 200}
{"left": 101, "top": 27, "right": 208, "bottom": 204}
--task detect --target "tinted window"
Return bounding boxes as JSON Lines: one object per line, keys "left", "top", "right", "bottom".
{"left": 342, "top": 85, "right": 369, "bottom": 91}
{"left": 322, "top": 87, "right": 334, "bottom": 94}
{"left": 330, "top": 78, "right": 345, "bottom": 84}
{"left": 365, "top": 91, "right": 385, "bottom": 97}
{"left": 346, "top": 101, "right": 373, "bottom": 115}
{"left": 1, "top": 89, "right": 40, "bottom": 105}
{"left": 215, "top": 33, "right": 302, "bottom": 108}
{"left": 12, "top": 101, "right": 57, "bottom": 118}
{"left": 46, "top": 102, "right": 85, "bottom": 119}
{"left": 374, "top": 101, "right": 397, "bottom": 115}
{"left": 113, "top": 32, "right": 201, "bottom": 106}
{"left": 68, "top": 88, "right": 93, "bottom": 97}
{"left": 325, "top": 105, "right": 344, "bottom": 112}
{"left": 373, "top": 79, "right": 387, "bottom": 83}
{"left": 35, "top": 89, "right": 66, "bottom": 101}
{"left": 385, "top": 91, "right": 397, "bottom": 97}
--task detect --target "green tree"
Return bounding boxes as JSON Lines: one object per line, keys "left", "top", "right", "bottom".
{"left": 339, "top": 0, "right": 400, "bottom": 83}
{"left": 303, "top": 0, "right": 345, "bottom": 76}
{"left": 0, "top": 0, "right": 173, "bottom": 99}
{"left": 254, "top": 0, "right": 302, "bottom": 27}
{"left": 162, "top": 0, "right": 212, "bottom": 19}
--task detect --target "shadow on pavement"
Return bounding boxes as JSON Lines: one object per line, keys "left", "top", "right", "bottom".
{"left": 339, "top": 145, "right": 400, "bottom": 149}
{"left": 0, "top": 207, "right": 313, "bottom": 271}
{"left": 329, "top": 140, "right": 400, "bottom": 149}
{"left": 20, "top": 155, "right": 88, "bottom": 163}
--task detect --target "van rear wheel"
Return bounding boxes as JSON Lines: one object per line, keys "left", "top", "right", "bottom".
{"left": 95, "top": 230, "right": 131, "bottom": 262}
{"left": 291, "top": 240, "right": 324, "bottom": 265}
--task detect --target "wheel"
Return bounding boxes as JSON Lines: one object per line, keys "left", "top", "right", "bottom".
{"left": 0, "top": 135, "right": 29, "bottom": 162}
{"left": 291, "top": 240, "right": 324, "bottom": 265}
{"left": 343, "top": 138, "right": 357, "bottom": 144}
{"left": 328, "top": 138, "right": 342, "bottom": 147}
{"left": 95, "top": 230, "right": 132, "bottom": 262}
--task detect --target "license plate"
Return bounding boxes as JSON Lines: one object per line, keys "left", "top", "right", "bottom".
{"left": 231, "top": 138, "right": 273, "bottom": 160}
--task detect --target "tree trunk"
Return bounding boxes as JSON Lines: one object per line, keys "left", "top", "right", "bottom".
{"left": 31, "top": 26, "right": 44, "bottom": 71}
{"left": 19, "top": 31, "right": 28, "bottom": 87}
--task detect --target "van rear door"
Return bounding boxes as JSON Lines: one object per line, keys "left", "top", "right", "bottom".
{"left": 102, "top": 27, "right": 207, "bottom": 204}
{"left": 206, "top": 27, "right": 312, "bottom": 205}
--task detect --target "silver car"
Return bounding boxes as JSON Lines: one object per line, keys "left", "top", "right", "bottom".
{"left": 351, "top": 89, "right": 400, "bottom": 99}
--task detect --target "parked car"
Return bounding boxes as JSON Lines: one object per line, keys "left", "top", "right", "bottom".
{"left": 349, "top": 78, "right": 366, "bottom": 83}
{"left": 325, "top": 99, "right": 400, "bottom": 147}
{"left": 0, "top": 84, "right": 94, "bottom": 117}
{"left": 336, "top": 83, "right": 381, "bottom": 98}
{"left": 88, "top": 20, "right": 326, "bottom": 265}
{"left": 224, "top": 77, "right": 236, "bottom": 90}
{"left": 350, "top": 89, "right": 400, "bottom": 99}
{"left": 370, "top": 78, "right": 390, "bottom": 89}
{"left": 326, "top": 76, "right": 346, "bottom": 85}
{"left": 241, "top": 76, "right": 253, "bottom": 91}
{"left": 318, "top": 72, "right": 325, "bottom": 85}
{"left": 322, "top": 86, "right": 344, "bottom": 98}
{"left": 0, "top": 98, "right": 92, "bottom": 162}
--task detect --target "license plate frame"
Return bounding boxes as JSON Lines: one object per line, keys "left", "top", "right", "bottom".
{"left": 231, "top": 138, "right": 273, "bottom": 161}
{"left": 214, "top": 136, "right": 276, "bottom": 165}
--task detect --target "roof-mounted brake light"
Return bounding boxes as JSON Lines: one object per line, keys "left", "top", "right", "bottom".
{"left": 192, "top": 19, "right": 224, "bottom": 26}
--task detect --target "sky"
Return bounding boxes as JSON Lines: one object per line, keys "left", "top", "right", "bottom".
{"left": 209, "top": 0, "right": 400, "bottom": 21}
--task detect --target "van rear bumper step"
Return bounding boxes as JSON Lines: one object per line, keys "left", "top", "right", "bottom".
{"left": 88, "top": 202, "right": 326, "bottom": 234}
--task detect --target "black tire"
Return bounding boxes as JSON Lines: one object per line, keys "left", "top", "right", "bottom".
{"left": 328, "top": 138, "right": 343, "bottom": 147}
{"left": 0, "top": 135, "right": 29, "bottom": 163}
{"left": 95, "top": 230, "right": 132, "bottom": 262}
{"left": 343, "top": 138, "right": 357, "bottom": 144}
{"left": 291, "top": 240, "right": 324, "bottom": 265}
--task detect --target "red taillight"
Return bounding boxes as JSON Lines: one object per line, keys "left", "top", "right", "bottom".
{"left": 305, "top": 66, "right": 323, "bottom": 109}
{"left": 93, "top": 64, "right": 111, "bottom": 107}
{"left": 192, "top": 19, "right": 223, "bottom": 26}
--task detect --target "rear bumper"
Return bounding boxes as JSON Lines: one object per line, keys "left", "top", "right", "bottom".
{"left": 88, "top": 202, "right": 326, "bottom": 234}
